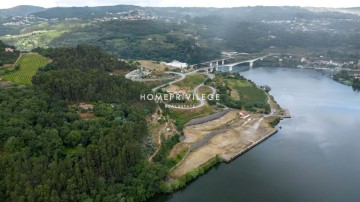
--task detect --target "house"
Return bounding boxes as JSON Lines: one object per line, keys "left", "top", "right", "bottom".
{"left": 177, "top": 90, "right": 187, "bottom": 95}
{"left": 79, "top": 103, "right": 94, "bottom": 110}
{"left": 151, "top": 112, "right": 159, "bottom": 122}
{"left": 239, "top": 111, "right": 251, "bottom": 119}
{"left": 4, "top": 47, "right": 14, "bottom": 52}
{"left": 166, "top": 89, "right": 178, "bottom": 94}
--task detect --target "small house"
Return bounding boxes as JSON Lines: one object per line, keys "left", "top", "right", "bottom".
{"left": 4, "top": 47, "right": 14, "bottom": 52}
{"left": 79, "top": 103, "right": 94, "bottom": 110}
{"left": 151, "top": 112, "right": 159, "bottom": 122}
{"left": 177, "top": 90, "right": 187, "bottom": 95}
{"left": 239, "top": 111, "right": 251, "bottom": 119}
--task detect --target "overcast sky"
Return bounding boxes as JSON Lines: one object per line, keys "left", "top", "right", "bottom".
{"left": 0, "top": 0, "right": 359, "bottom": 9}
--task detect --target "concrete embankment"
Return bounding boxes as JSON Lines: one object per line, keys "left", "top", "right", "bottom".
{"left": 281, "top": 108, "right": 291, "bottom": 119}
{"left": 185, "top": 109, "right": 232, "bottom": 126}
{"left": 221, "top": 129, "right": 278, "bottom": 163}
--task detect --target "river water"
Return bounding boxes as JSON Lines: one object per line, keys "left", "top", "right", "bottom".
{"left": 153, "top": 67, "right": 360, "bottom": 202}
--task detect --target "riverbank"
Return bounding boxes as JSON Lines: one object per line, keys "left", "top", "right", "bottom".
{"left": 165, "top": 108, "right": 284, "bottom": 189}
{"left": 155, "top": 67, "right": 360, "bottom": 202}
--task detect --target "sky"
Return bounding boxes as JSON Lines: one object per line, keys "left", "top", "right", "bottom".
{"left": 0, "top": 0, "right": 359, "bottom": 9}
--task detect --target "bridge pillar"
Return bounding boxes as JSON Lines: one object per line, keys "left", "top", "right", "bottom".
{"left": 250, "top": 61, "right": 254, "bottom": 68}
{"left": 209, "top": 62, "right": 213, "bottom": 67}
{"left": 222, "top": 60, "right": 224, "bottom": 65}
{"left": 229, "top": 66, "right": 233, "bottom": 71}
{"left": 216, "top": 61, "right": 219, "bottom": 67}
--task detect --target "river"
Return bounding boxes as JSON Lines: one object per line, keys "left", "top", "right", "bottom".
{"left": 152, "top": 67, "right": 360, "bottom": 202}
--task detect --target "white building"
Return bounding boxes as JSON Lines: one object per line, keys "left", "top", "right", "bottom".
{"left": 164, "top": 60, "right": 188, "bottom": 68}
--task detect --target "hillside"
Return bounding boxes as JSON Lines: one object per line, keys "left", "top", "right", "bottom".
{"left": 0, "top": 46, "right": 161, "bottom": 201}
{"left": 33, "top": 5, "right": 141, "bottom": 19}
{"left": 0, "top": 5, "right": 45, "bottom": 18}
{"left": 0, "top": 5, "right": 359, "bottom": 64}
{"left": 3, "top": 53, "right": 48, "bottom": 84}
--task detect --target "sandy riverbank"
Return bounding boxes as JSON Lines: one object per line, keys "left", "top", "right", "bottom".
{"left": 171, "top": 110, "right": 277, "bottom": 178}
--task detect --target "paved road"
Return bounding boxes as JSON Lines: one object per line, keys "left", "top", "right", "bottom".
{"left": 151, "top": 71, "right": 186, "bottom": 92}
{"left": 166, "top": 71, "right": 216, "bottom": 110}
{"left": 145, "top": 69, "right": 216, "bottom": 110}
{"left": 264, "top": 93, "right": 276, "bottom": 118}
{"left": 132, "top": 76, "right": 176, "bottom": 82}
{"left": 192, "top": 83, "right": 216, "bottom": 109}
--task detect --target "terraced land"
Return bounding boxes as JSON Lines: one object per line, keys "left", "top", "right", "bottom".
{"left": 3, "top": 53, "right": 49, "bottom": 84}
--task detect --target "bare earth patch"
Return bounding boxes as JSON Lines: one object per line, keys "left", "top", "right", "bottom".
{"left": 78, "top": 112, "right": 96, "bottom": 120}
{"left": 138, "top": 60, "right": 175, "bottom": 72}
{"left": 171, "top": 111, "right": 276, "bottom": 178}
{"left": 182, "top": 110, "right": 241, "bottom": 143}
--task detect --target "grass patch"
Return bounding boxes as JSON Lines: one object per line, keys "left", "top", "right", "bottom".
{"left": 174, "top": 74, "right": 207, "bottom": 92}
{"left": 162, "top": 155, "right": 222, "bottom": 193}
{"left": 214, "top": 73, "right": 269, "bottom": 112}
{"left": 3, "top": 53, "right": 49, "bottom": 84}
{"left": 1, "top": 30, "right": 67, "bottom": 51}
{"left": 64, "top": 146, "right": 84, "bottom": 156}
{"left": 165, "top": 104, "right": 214, "bottom": 130}
{"left": 198, "top": 85, "right": 213, "bottom": 95}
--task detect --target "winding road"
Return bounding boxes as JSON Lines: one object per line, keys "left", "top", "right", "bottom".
{"left": 152, "top": 71, "right": 186, "bottom": 92}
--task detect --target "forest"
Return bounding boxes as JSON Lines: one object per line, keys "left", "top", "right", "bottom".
{"left": 49, "top": 20, "right": 221, "bottom": 64}
{"left": 33, "top": 45, "right": 134, "bottom": 72}
{"left": 0, "top": 46, "right": 170, "bottom": 201}
{"left": 0, "top": 40, "right": 19, "bottom": 66}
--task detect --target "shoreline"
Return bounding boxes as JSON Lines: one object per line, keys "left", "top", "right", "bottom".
{"left": 167, "top": 108, "right": 287, "bottom": 190}
{"left": 222, "top": 129, "right": 278, "bottom": 163}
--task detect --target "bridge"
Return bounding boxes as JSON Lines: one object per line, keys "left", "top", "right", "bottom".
{"left": 199, "top": 55, "right": 270, "bottom": 72}
{"left": 222, "top": 55, "right": 269, "bottom": 71}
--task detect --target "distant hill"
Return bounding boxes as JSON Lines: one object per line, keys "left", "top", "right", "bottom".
{"left": 33, "top": 5, "right": 141, "bottom": 19}
{"left": 0, "top": 5, "right": 45, "bottom": 18}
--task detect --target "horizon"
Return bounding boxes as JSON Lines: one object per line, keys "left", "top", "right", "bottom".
{"left": 0, "top": 0, "right": 359, "bottom": 9}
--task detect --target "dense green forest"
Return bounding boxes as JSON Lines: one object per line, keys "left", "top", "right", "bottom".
{"left": 0, "top": 46, "right": 172, "bottom": 201}
{"left": 33, "top": 45, "right": 134, "bottom": 72}
{"left": 0, "top": 40, "right": 19, "bottom": 66}
{"left": 49, "top": 20, "right": 221, "bottom": 64}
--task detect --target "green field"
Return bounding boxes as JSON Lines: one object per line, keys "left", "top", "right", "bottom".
{"left": 226, "top": 79, "right": 267, "bottom": 105}
{"left": 174, "top": 74, "right": 207, "bottom": 91}
{"left": 214, "top": 74, "right": 269, "bottom": 112}
{"left": 3, "top": 53, "right": 49, "bottom": 84}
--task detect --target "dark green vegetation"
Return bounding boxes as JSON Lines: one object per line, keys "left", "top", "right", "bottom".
{"left": 269, "top": 117, "right": 281, "bottom": 128}
{"left": 0, "top": 46, "right": 175, "bottom": 201}
{"left": 165, "top": 155, "right": 222, "bottom": 192}
{"left": 333, "top": 70, "right": 360, "bottom": 91}
{"left": 34, "top": 45, "right": 134, "bottom": 72}
{"left": 49, "top": 20, "right": 220, "bottom": 64}
{"left": 152, "top": 134, "right": 181, "bottom": 168}
{"left": 0, "top": 40, "right": 19, "bottom": 66}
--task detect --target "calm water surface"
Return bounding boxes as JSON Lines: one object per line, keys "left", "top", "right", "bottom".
{"left": 153, "top": 67, "right": 360, "bottom": 202}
